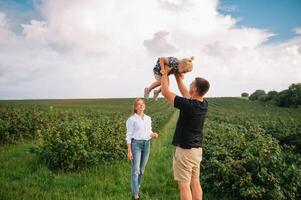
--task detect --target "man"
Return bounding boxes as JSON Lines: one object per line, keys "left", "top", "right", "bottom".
{"left": 160, "top": 65, "right": 210, "bottom": 200}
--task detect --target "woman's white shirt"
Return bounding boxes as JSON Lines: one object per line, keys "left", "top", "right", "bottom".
{"left": 126, "top": 113, "right": 152, "bottom": 144}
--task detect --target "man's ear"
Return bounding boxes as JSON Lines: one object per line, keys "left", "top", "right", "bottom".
{"left": 192, "top": 86, "right": 197, "bottom": 94}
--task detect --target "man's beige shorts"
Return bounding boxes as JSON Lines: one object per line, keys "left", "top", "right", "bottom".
{"left": 173, "top": 146, "right": 203, "bottom": 182}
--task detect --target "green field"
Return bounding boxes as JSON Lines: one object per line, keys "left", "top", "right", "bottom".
{"left": 0, "top": 98, "right": 300, "bottom": 200}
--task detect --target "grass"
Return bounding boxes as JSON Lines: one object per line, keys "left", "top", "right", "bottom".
{"left": 0, "top": 110, "right": 216, "bottom": 200}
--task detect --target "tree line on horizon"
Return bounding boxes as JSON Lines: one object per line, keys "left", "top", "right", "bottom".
{"left": 241, "top": 83, "right": 301, "bottom": 108}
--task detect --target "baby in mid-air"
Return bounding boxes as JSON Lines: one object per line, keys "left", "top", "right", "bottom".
{"left": 144, "top": 56, "right": 194, "bottom": 100}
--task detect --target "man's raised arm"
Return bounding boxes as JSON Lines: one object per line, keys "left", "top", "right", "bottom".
{"left": 175, "top": 74, "right": 190, "bottom": 98}
{"left": 161, "top": 66, "right": 176, "bottom": 105}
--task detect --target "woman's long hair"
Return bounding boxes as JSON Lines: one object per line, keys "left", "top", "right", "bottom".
{"left": 133, "top": 98, "right": 145, "bottom": 113}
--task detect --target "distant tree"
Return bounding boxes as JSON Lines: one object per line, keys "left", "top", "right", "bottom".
{"left": 257, "top": 90, "right": 278, "bottom": 102}
{"left": 249, "top": 83, "right": 300, "bottom": 107}
{"left": 275, "top": 83, "right": 301, "bottom": 107}
{"left": 266, "top": 91, "right": 278, "bottom": 101}
{"left": 275, "top": 89, "right": 291, "bottom": 107}
{"left": 255, "top": 91, "right": 278, "bottom": 102}
{"left": 241, "top": 92, "right": 249, "bottom": 98}
{"left": 288, "top": 83, "right": 301, "bottom": 107}
{"left": 258, "top": 94, "right": 270, "bottom": 102}
{"left": 249, "top": 90, "right": 266, "bottom": 101}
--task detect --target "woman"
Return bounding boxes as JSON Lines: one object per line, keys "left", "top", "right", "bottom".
{"left": 126, "top": 98, "right": 158, "bottom": 200}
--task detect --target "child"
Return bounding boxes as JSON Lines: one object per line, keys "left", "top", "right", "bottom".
{"left": 144, "top": 56, "right": 194, "bottom": 100}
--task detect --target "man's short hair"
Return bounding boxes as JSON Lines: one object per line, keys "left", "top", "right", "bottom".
{"left": 195, "top": 77, "right": 210, "bottom": 96}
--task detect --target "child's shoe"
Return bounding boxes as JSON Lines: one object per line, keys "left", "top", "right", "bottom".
{"left": 153, "top": 90, "right": 160, "bottom": 101}
{"left": 144, "top": 88, "right": 149, "bottom": 99}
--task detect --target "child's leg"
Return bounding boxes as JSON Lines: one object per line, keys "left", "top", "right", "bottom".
{"left": 153, "top": 76, "right": 169, "bottom": 100}
{"left": 147, "top": 81, "right": 160, "bottom": 93}
{"left": 156, "top": 74, "right": 170, "bottom": 92}
{"left": 147, "top": 75, "right": 161, "bottom": 93}
{"left": 153, "top": 87, "right": 161, "bottom": 100}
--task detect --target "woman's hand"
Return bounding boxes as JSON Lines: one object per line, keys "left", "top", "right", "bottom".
{"left": 127, "top": 150, "right": 133, "bottom": 160}
{"left": 150, "top": 132, "right": 159, "bottom": 139}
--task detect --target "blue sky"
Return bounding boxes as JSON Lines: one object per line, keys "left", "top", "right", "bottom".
{"left": 219, "top": 0, "right": 301, "bottom": 43}
{"left": 1, "top": 0, "right": 300, "bottom": 43}
{"left": 0, "top": 0, "right": 33, "bottom": 10}
{"left": 0, "top": 0, "right": 40, "bottom": 33}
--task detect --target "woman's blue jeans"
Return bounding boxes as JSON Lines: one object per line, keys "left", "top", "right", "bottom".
{"left": 131, "top": 139, "right": 150, "bottom": 197}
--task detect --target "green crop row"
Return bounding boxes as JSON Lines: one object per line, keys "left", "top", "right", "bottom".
{"left": 202, "top": 98, "right": 301, "bottom": 199}
{"left": 0, "top": 98, "right": 175, "bottom": 171}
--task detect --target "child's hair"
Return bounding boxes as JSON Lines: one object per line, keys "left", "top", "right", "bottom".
{"left": 179, "top": 56, "right": 194, "bottom": 72}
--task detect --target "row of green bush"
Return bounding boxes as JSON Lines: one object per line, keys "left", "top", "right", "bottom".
{"left": 0, "top": 107, "right": 46, "bottom": 144}
{"left": 203, "top": 98, "right": 301, "bottom": 199}
{"left": 203, "top": 121, "right": 301, "bottom": 200}
{"left": 0, "top": 99, "right": 174, "bottom": 171}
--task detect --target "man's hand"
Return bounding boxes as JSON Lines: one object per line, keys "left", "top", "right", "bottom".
{"left": 160, "top": 65, "right": 171, "bottom": 75}
{"left": 150, "top": 132, "right": 159, "bottom": 139}
{"left": 175, "top": 73, "right": 184, "bottom": 80}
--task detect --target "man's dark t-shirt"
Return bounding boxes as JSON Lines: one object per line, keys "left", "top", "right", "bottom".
{"left": 173, "top": 95, "right": 208, "bottom": 149}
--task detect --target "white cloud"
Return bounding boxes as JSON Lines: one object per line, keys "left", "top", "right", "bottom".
{"left": 294, "top": 27, "right": 301, "bottom": 35}
{"left": 158, "top": 0, "right": 195, "bottom": 12}
{"left": 144, "top": 31, "right": 178, "bottom": 56}
{"left": 0, "top": 13, "right": 15, "bottom": 43}
{"left": 0, "top": 0, "right": 300, "bottom": 99}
